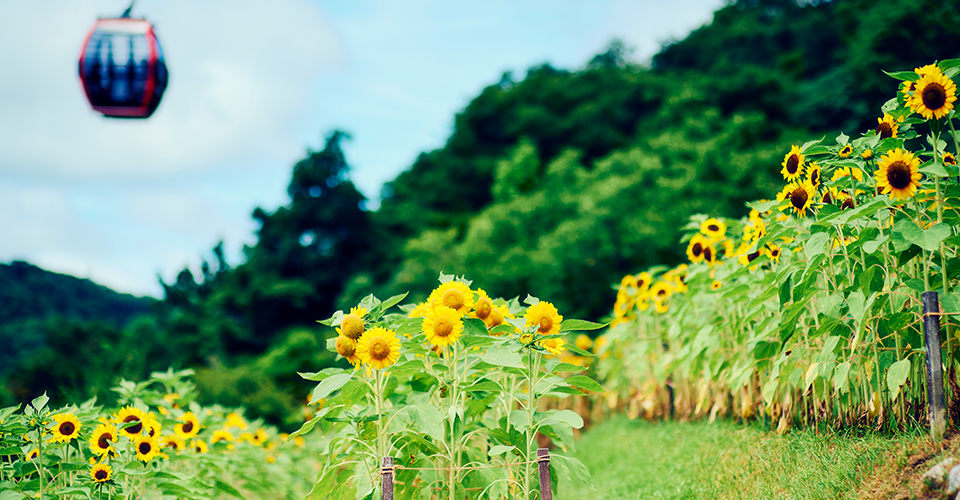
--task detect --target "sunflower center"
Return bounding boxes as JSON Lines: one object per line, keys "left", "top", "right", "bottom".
{"left": 691, "top": 242, "right": 703, "bottom": 257}
{"left": 123, "top": 416, "right": 142, "bottom": 435}
{"left": 98, "top": 433, "right": 113, "bottom": 449}
{"left": 434, "top": 319, "right": 454, "bottom": 338}
{"left": 369, "top": 338, "right": 390, "bottom": 360}
{"left": 182, "top": 422, "right": 194, "bottom": 434}
{"left": 138, "top": 442, "right": 152, "bottom": 455}
{"left": 811, "top": 170, "right": 820, "bottom": 186}
{"left": 786, "top": 154, "right": 800, "bottom": 174}
{"left": 823, "top": 191, "right": 833, "bottom": 204}
{"left": 841, "top": 197, "right": 855, "bottom": 210}
{"left": 341, "top": 315, "right": 364, "bottom": 340}
{"left": 771, "top": 249, "right": 780, "bottom": 258}
{"left": 336, "top": 337, "right": 356, "bottom": 357}
{"left": 538, "top": 316, "right": 553, "bottom": 333}
{"left": 790, "top": 188, "right": 808, "bottom": 210}
{"left": 95, "top": 469, "right": 108, "bottom": 481}
{"left": 703, "top": 247, "right": 713, "bottom": 262}
{"left": 442, "top": 289, "right": 464, "bottom": 310}
{"left": 748, "top": 251, "right": 760, "bottom": 262}
{"left": 886, "top": 161, "right": 912, "bottom": 189}
{"left": 876, "top": 122, "right": 893, "bottom": 139}
{"left": 59, "top": 421, "right": 75, "bottom": 436}
{"left": 923, "top": 82, "right": 947, "bottom": 110}
{"left": 946, "top": 155, "right": 957, "bottom": 166}
{"left": 475, "top": 299, "right": 492, "bottom": 319}
{"left": 707, "top": 224, "right": 719, "bottom": 232}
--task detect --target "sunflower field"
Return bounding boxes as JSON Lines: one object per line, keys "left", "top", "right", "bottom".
{"left": 294, "top": 274, "right": 603, "bottom": 500}
{"left": 0, "top": 369, "right": 323, "bottom": 499}
{"left": 596, "top": 60, "right": 960, "bottom": 434}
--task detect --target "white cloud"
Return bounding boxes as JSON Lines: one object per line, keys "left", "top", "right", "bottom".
{"left": 0, "top": 0, "right": 342, "bottom": 180}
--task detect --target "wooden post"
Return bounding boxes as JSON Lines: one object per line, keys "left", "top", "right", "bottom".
{"left": 537, "top": 448, "right": 552, "bottom": 500}
{"left": 381, "top": 456, "right": 394, "bottom": 500}
{"left": 923, "top": 291, "right": 947, "bottom": 440}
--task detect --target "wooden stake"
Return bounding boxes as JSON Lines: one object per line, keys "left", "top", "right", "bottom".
{"left": 382, "top": 456, "right": 394, "bottom": 500}
{"left": 537, "top": 448, "right": 552, "bottom": 500}
{"left": 923, "top": 291, "right": 947, "bottom": 440}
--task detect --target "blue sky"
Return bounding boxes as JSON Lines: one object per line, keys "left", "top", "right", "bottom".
{"left": 0, "top": 0, "right": 723, "bottom": 296}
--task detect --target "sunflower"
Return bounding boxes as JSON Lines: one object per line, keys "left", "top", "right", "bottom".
{"left": 838, "top": 144, "right": 853, "bottom": 158}
{"left": 211, "top": 429, "right": 234, "bottom": 444}
{"left": 780, "top": 145, "right": 805, "bottom": 182}
{"left": 653, "top": 299, "right": 669, "bottom": 314}
{"left": 519, "top": 333, "right": 534, "bottom": 346}
{"left": 736, "top": 242, "right": 761, "bottom": 270}
{"left": 807, "top": 162, "right": 822, "bottom": 189}
{"left": 875, "top": 148, "right": 922, "bottom": 201}
{"left": 635, "top": 272, "right": 652, "bottom": 292}
{"left": 49, "top": 413, "right": 81, "bottom": 443}
{"left": 875, "top": 113, "right": 901, "bottom": 139}
{"left": 831, "top": 166, "right": 863, "bottom": 182}
{"left": 471, "top": 289, "right": 495, "bottom": 322}
{"left": 89, "top": 423, "right": 117, "bottom": 455}
{"left": 700, "top": 218, "right": 726, "bottom": 242}
{"left": 483, "top": 304, "right": 511, "bottom": 331}
{"left": 711, "top": 280, "right": 722, "bottom": 290}
{"left": 861, "top": 149, "right": 873, "bottom": 160}
{"left": 575, "top": 334, "right": 592, "bottom": 351}
{"left": 943, "top": 152, "right": 957, "bottom": 167}
{"left": 524, "top": 302, "right": 563, "bottom": 337}
{"left": 422, "top": 306, "right": 464, "bottom": 348}
{"left": 686, "top": 234, "right": 712, "bottom": 264}
{"left": 90, "top": 463, "right": 112, "bottom": 484}
{"left": 764, "top": 244, "right": 782, "bottom": 263}
{"left": 161, "top": 434, "right": 185, "bottom": 452}
{"left": 431, "top": 282, "right": 475, "bottom": 315}
{"left": 133, "top": 434, "right": 160, "bottom": 462}
{"left": 142, "top": 415, "right": 161, "bottom": 439}
{"left": 539, "top": 338, "right": 565, "bottom": 356}
{"left": 335, "top": 335, "right": 361, "bottom": 367}
{"left": 743, "top": 214, "right": 766, "bottom": 243}
{"left": 225, "top": 412, "right": 247, "bottom": 431}
{"left": 909, "top": 69, "right": 957, "bottom": 120}
{"left": 175, "top": 412, "right": 201, "bottom": 440}
{"left": 193, "top": 439, "right": 208, "bottom": 454}
{"left": 407, "top": 302, "right": 431, "bottom": 318}
{"left": 619, "top": 274, "right": 638, "bottom": 291}
{"left": 114, "top": 406, "right": 145, "bottom": 438}
{"left": 777, "top": 181, "right": 815, "bottom": 217}
{"left": 649, "top": 281, "right": 672, "bottom": 302}
{"left": 336, "top": 308, "right": 366, "bottom": 341}
{"left": 26, "top": 448, "right": 39, "bottom": 461}
{"left": 357, "top": 327, "right": 401, "bottom": 370}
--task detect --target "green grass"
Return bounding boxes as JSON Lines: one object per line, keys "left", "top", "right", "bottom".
{"left": 554, "top": 416, "right": 924, "bottom": 500}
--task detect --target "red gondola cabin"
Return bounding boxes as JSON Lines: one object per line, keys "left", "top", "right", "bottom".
{"left": 78, "top": 17, "right": 168, "bottom": 118}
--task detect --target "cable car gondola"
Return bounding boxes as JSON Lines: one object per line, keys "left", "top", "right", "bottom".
{"left": 78, "top": 3, "right": 168, "bottom": 118}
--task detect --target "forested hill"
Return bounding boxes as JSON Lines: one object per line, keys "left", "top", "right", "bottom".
{"left": 0, "top": 260, "right": 153, "bottom": 327}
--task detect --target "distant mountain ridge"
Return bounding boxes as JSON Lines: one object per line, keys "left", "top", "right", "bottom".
{"left": 0, "top": 260, "right": 155, "bottom": 327}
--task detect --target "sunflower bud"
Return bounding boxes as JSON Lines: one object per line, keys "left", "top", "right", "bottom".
{"left": 336, "top": 335, "right": 357, "bottom": 359}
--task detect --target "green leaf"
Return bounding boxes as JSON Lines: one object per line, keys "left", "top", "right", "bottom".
{"left": 379, "top": 292, "right": 409, "bottom": 312}
{"left": 559, "top": 319, "right": 607, "bottom": 332}
{"left": 563, "top": 344, "right": 596, "bottom": 357}
{"left": 882, "top": 69, "right": 918, "bottom": 81}
{"left": 833, "top": 362, "right": 851, "bottom": 394}
{"left": 563, "top": 375, "right": 603, "bottom": 393}
{"left": 488, "top": 445, "right": 515, "bottom": 456}
{"left": 862, "top": 236, "right": 889, "bottom": 254}
{"left": 818, "top": 336, "right": 841, "bottom": 363}
{"left": 405, "top": 404, "right": 444, "bottom": 442}
{"left": 480, "top": 347, "right": 525, "bottom": 369}
{"left": 341, "top": 380, "right": 369, "bottom": 408}
{"left": 466, "top": 380, "right": 503, "bottom": 393}
{"left": 747, "top": 199, "right": 781, "bottom": 212}
{"left": 549, "top": 362, "right": 585, "bottom": 373}
{"left": 30, "top": 393, "right": 48, "bottom": 413}
{"left": 920, "top": 161, "right": 950, "bottom": 177}
{"left": 887, "top": 359, "right": 912, "bottom": 401}
{"left": 941, "top": 292, "right": 960, "bottom": 314}
{"left": 214, "top": 480, "right": 246, "bottom": 499}
{"left": 543, "top": 409, "right": 584, "bottom": 429}
{"left": 524, "top": 294, "right": 540, "bottom": 306}
{"left": 803, "top": 233, "right": 830, "bottom": 259}
{"left": 309, "top": 372, "right": 353, "bottom": 404}
{"left": 287, "top": 407, "right": 330, "bottom": 441}
{"left": 551, "top": 454, "right": 594, "bottom": 487}
{"left": 463, "top": 317, "right": 489, "bottom": 337}
{"left": 900, "top": 222, "right": 951, "bottom": 252}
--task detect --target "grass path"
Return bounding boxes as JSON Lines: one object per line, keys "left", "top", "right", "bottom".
{"left": 555, "top": 416, "right": 926, "bottom": 500}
